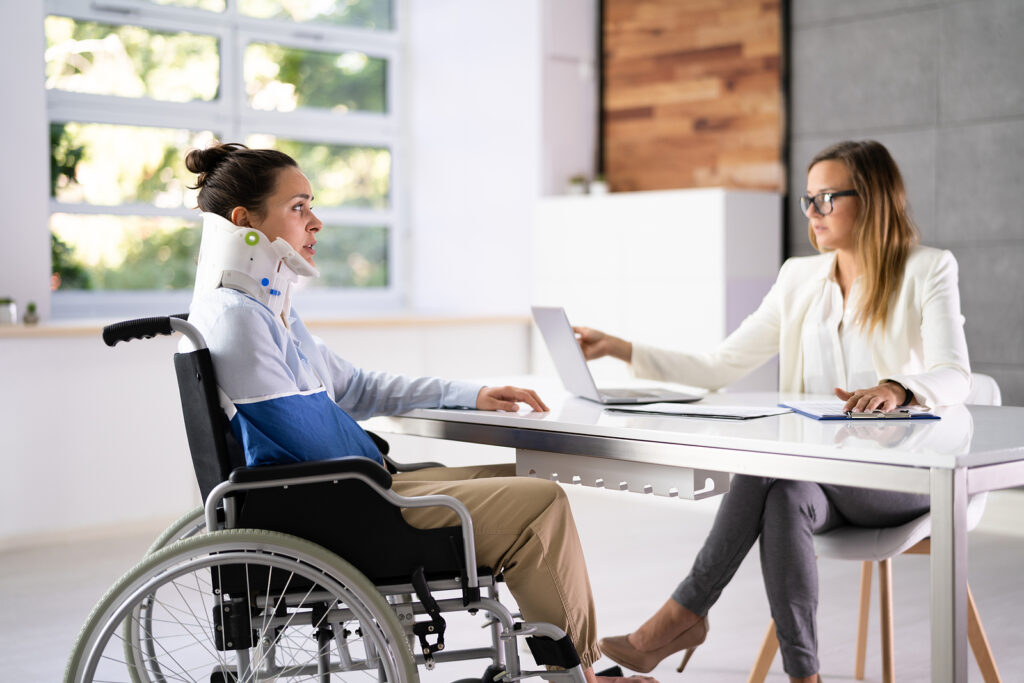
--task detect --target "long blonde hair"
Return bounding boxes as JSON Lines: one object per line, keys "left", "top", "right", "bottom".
{"left": 807, "top": 140, "right": 919, "bottom": 333}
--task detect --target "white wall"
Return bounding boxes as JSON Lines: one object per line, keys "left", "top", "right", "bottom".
{"left": 532, "top": 189, "right": 781, "bottom": 391}
{"left": 404, "top": 1, "right": 544, "bottom": 316}
{"left": 0, "top": 2, "right": 51, "bottom": 322}
{"left": 541, "top": 0, "right": 599, "bottom": 195}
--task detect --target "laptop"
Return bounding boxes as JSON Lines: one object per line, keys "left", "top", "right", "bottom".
{"left": 531, "top": 306, "right": 702, "bottom": 405}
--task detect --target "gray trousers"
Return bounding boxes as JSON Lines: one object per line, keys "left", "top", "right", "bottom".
{"left": 672, "top": 475, "right": 930, "bottom": 677}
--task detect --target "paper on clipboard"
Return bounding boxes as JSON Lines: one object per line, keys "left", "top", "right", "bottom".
{"left": 607, "top": 403, "right": 792, "bottom": 420}
{"left": 779, "top": 400, "right": 939, "bottom": 421}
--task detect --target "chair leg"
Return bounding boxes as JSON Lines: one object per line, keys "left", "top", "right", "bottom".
{"left": 967, "top": 584, "right": 1002, "bottom": 683}
{"left": 879, "top": 559, "right": 895, "bottom": 683}
{"left": 854, "top": 560, "right": 872, "bottom": 680}
{"left": 747, "top": 620, "right": 779, "bottom": 683}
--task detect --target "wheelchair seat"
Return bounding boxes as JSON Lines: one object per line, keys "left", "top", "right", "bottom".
{"left": 65, "top": 315, "right": 586, "bottom": 683}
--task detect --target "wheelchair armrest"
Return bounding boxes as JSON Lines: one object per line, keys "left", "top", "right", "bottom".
{"left": 367, "top": 430, "right": 443, "bottom": 473}
{"left": 208, "top": 457, "right": 393, "bottom": 534}
{"left": 229, "top": 456, "right": 393, "bottom": 489}
{"left": 382, "top": 452, "right": 445, "bottom": 473}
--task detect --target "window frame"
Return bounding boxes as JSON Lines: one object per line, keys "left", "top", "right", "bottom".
{"left": 45, "top": 0, "right": 404, "bottom": 320}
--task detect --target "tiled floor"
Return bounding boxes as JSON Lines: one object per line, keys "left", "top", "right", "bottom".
{"left": 3, "top": 483, "right": 1022, "bottom": 682}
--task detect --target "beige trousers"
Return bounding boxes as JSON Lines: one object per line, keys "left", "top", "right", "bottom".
{"left": 392, "top": 463, "right": 600, "bottom": 669}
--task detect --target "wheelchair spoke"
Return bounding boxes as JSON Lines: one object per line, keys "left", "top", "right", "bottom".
{"left": 68, "top": 534, "right": 417, "bottom": 683}
{"left": 126, "top": 586, "right": 227, "bottom": 682}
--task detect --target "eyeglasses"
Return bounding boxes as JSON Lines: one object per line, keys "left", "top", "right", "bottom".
{"left": 799, "top": 190, "right": 857, "bottom": 216}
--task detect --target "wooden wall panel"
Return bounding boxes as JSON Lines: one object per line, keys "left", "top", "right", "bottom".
{"left": 603, "top": 0, "right": 783, "bottom": 192}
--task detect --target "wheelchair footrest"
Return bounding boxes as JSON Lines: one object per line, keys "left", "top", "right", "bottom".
{"left": 524, "top": 633, "right": 581, "bottom": 669}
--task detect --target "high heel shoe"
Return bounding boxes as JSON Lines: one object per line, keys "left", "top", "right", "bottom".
{"left": 598, "top": 617, "right": 709, "bottom": 674}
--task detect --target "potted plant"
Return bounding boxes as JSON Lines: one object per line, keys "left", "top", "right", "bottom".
{"left": 567, "top": 174, "right": 589, "bottom": 195}
{"left": 0, "top": 297, "right": 15, "bottom": 325}
{"left": 23, "top": 301, "right": 39, "bottom": 325}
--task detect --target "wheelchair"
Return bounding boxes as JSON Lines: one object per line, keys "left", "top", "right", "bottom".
{"left": 64, "top": 315, "right": 589, "bottom": 683}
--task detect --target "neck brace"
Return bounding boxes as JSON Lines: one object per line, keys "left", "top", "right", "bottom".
{"left": 192, "top": 211, "right": 319, "bottom": 320}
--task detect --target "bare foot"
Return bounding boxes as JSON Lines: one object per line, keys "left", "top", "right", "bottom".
{"left": 627, "top": 599, "right": 701, "bottom": 652}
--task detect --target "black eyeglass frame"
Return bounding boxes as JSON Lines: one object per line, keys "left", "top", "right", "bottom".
{"left": 799, "top": 189, "right": 858, "bottom": 216}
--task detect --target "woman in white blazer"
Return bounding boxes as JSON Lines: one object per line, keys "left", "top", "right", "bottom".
{"left": 583, "top": 140, "right": 971, "bottom": 683}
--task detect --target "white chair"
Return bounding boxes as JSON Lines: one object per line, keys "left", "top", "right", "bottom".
{"left": 748, "top": 374, "right": 1003, "bottom": 683}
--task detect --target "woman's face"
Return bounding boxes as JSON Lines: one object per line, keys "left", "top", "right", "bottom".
{"left": 243, "top": 166, "right": 322, "bottom": 266}
{"left": 805, "top": 159, "right": 859, "bottom": 253}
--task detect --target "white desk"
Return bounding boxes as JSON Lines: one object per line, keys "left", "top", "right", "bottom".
{"left": 367, "top": 384, "right": 1024, "bottom": 683}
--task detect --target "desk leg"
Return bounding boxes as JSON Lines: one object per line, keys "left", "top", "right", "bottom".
{"left": 930, "top": 467, "right": 968, "bottom": 683}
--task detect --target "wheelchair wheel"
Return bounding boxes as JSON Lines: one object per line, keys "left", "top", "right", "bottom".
{"left": 65, "top": 529, "right": 418, "bottom": 683}
{"left": 120, "top": 506, "right": 209, "bottom": 682}
{"left": 145, "top": 505, "right": 206, "bottom": 554}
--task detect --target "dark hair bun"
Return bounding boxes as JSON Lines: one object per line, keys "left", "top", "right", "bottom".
{"left": 187, "top": 141, "right": 297, "bottom": 216}
{"left": 185, "top": 142, "right": 250, "bottom": 183}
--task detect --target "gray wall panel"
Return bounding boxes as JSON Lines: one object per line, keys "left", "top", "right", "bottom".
{"left": 936, "top": 120, "right": 1024, "bottom": 244}
{"left": 790, "top": 0, "right": 946, "bottom": 28}
{"left": 787, "top": 136, "right": 828, "bottom": 257}
{"left": 941, "top": 0, "right": 1024, "bottom": 123}
{"left": 970, "top": 364, "right": 1024, "bottom": 407}
{"left": 953, "top": 244, "right": 1024, "bottom": 367}
{"left": 791, "top": 11, "right": 940, "bottom": 135}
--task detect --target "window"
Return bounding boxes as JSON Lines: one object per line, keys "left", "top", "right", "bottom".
{"left": 44, "top": 0, "right": 399, "bottom": 319}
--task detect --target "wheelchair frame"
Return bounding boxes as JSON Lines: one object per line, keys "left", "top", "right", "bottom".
{"left": 64, "top": 315, "right": 588, "bottom": 683}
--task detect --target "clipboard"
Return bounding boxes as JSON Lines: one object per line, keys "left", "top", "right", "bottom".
{"left": 779, "top": 400, "right": 940, "bottom": 421}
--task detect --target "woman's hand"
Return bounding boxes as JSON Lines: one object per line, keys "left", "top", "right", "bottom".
{"left": 835, "top": 382, "right": 908, "bottom": 413}
{"left": 476, "top": 385, "right": 549, "bottom": 413}
{"left": 572, "top": 326, "right": 633, "bottom": 362}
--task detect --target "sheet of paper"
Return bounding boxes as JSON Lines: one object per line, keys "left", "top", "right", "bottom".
{"left": 607, "top": 403, "right": 792, "bottom": 420}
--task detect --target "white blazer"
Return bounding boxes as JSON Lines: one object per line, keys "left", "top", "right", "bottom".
{"left": 631, "top": 245, "right": 972, "bottom": 407}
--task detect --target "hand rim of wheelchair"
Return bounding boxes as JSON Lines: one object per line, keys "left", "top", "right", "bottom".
{"left": 65, "top": 528, "right": 419, "bottom": 683}
{"left": 145, "top": 505, "right": 207, "bottom": 555}
{"left": 125, "top": 505, "right": 208, "bottom": 683}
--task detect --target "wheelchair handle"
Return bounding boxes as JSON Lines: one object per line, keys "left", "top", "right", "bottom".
{"left": 102, "top": 314, "right": 207, "bottom": 350}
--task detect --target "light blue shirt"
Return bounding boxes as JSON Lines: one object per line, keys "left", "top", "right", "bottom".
{"left": 188, "top": 288, "right": 483, "bottom": 467}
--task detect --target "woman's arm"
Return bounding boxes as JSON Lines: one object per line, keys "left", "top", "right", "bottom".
{"left": 887, "top": 249, "right": 972, "bottom": 407}
{"left": 834, "top": 250, "right": 972, "bottom": 411}
{"left": 313, "top": 337, "right": 547, "bottom": 420}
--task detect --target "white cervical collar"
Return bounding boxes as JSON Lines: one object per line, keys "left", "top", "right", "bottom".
{"left": 192, "top": 211, "right": 319, "bottom": 321}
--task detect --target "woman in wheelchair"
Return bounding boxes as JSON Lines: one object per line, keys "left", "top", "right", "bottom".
{"left": 179, "top": 141, "right": 648, "bottom": 683}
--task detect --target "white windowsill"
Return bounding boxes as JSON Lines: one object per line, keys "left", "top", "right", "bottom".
{"left": 0, "top": 313, "right": 530, "bottom": 340}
